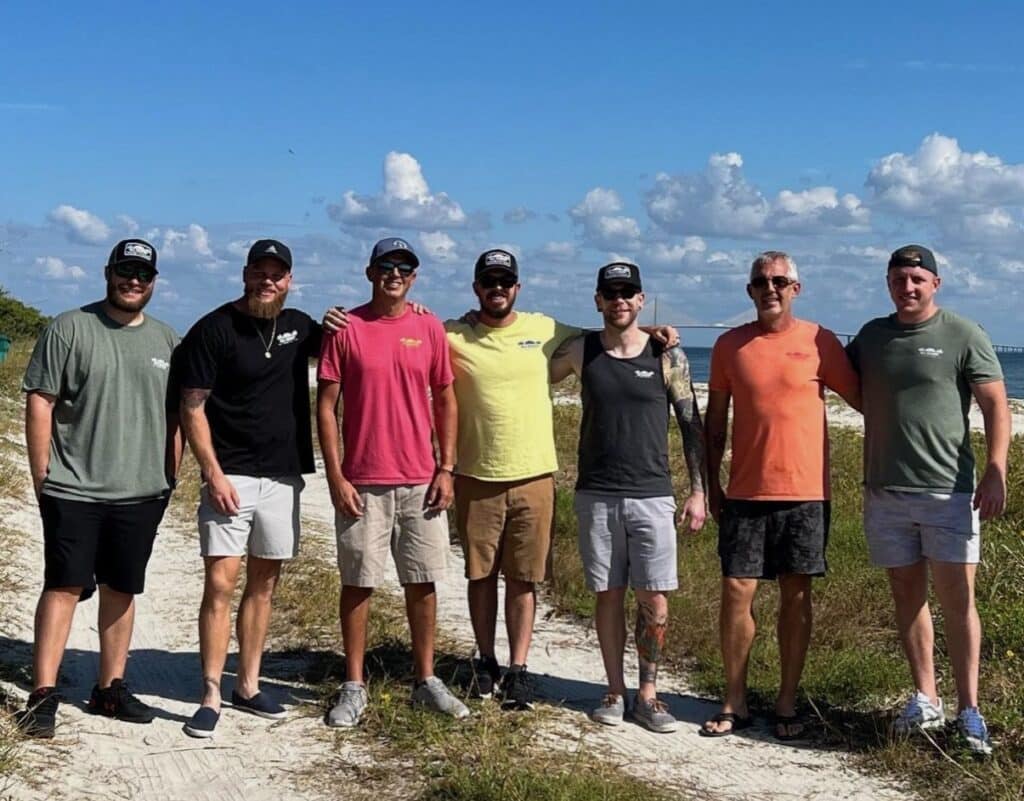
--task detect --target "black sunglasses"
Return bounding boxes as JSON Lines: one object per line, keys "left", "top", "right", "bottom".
{"left": 374, "top": 261, "right": 416, "bottom": 276}
{"left": 599, "top": 286, "right": 639, "bottom": 301}
{"left": 750, "top": 275, "right": 797, "bottom": 290}
{"left": 112, "top": 263, "right": 157, "bottom": 283}
{"left": 478, "top": 274, "right": 517, "bottom": 290}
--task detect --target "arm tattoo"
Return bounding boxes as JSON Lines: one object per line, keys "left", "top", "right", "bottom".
{"left": 635, "top": 600, "right": 668, "bottom": 686}
{"left": 181, "top": 388, "right": 211, "bottom": 410}
{"left": 663, "top": 347, "right": 706, "bottom": 494}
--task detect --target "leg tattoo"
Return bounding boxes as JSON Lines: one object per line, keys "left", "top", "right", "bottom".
{"left": 635, "top": 601, "right": 667, "bottom": 685}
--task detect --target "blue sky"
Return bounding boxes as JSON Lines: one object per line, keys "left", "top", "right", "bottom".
{"left": 3, "top": 1, "right": 1024, "bottom": 344}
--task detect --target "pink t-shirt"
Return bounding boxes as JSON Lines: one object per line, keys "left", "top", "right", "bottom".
{"left": 318, "top": 305, "right": 453, "bottom": 485}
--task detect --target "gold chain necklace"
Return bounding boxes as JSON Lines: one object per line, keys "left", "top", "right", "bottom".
{"left": 252, "top": 316, "right": 277, "bottom": 359}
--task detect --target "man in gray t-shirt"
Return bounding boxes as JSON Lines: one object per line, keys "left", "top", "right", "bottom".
{"left": 847, "top": 244, "right": 1010, "bottom": 755}
{"left": 15, "top": 239, "right": 182, "bottom": 739}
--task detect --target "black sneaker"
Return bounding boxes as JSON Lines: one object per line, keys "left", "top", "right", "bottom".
{"left": 499, "top": 664, "right": 535, "bottom": 711}
{"left": 471, "top": 656, "right": 501, "bottom": 699}
{"left": 14, "top": 687, "right": 61, "bottom": 739}
{"left": 87, "top": 678, "right": 155, "bottom": 723}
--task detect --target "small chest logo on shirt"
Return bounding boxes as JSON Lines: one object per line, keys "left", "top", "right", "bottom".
{"left": 634, "top": 369, "right": 655, "bottom": 379}
{"left": 917, "top": 347, "right": 944, "bottom": 358}
{"left": 276, "top": 330, "right": 298, "bottom": 346}
{"left": 150, "top": 357, "right": 170, "bottom": 370}
{"left": 400, "top": 337, "right": 423, "bottom": 348}
{"left": 517, "top": 339, "right": 542, "bottom": 349}
{"left": 786, "top": 351, "right": 811, "bottom": 361}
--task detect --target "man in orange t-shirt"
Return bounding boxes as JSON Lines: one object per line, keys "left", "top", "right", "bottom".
{"left": 700, "top": 251, "right": 860, "bottom": 740}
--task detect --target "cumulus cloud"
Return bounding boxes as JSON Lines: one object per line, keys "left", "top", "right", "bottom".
{"left": 328, "top": 152, "right": 471, "bottom": 231}
{"left": 115, "top": 214, "right": 140, "bottom": 236}
{"left": 48, "top": 204, "right": 110, "bottom": 245}
{"left": 418, "top": 231, "right": 459, "bottom": 262}
{"left": 144, "top": 224, "right": 214, "bottom": 260}
{"left": 646, "top": 236, "right": 708, "bottom": 265}
{"left": 35, "top": 256, "right": 86, "bottom": 280}
{"left": 535, "top": 241, "right": 578, "bottom": 262}
{"left": 569, "top": 188, "right": 642, "bottom": 250}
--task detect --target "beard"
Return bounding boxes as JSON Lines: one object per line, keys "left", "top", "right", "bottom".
{"left": 106, "top": 282, "right": 153, "bottom": 313}
{"left": 480, "top": 291, "right": 516, "bottom": 320}
{"left": 603, "top": 306, "right": 639, "bottom": 330}
{"left": 245, "top": 288, "right": 287, "bottom": 319}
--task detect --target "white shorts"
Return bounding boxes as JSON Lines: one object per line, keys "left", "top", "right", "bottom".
{"left": 198, "top": 474, "right": 304, "bottom": 560}
{"left": 863, "top": 488, "right": 980, "bottom": 567}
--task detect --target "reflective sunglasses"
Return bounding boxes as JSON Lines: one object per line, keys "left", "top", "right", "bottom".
{"left": 478, "top": 274, "right": 517, "bottom": 290}
{"left": 111, "top": 263, "right": 157, "bottom": 283}
{"left": 599, "top": 286, "right": 639, "bottom": 301}
{"left": 749, "top": 275, "right": 797, "bottom": 290}
{"left": 374, "top": 261, "right": 416, "bottom": 276}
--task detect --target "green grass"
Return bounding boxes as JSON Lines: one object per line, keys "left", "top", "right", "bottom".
{"left": 548, "top": 401, "right": 1024, "bottom": 801}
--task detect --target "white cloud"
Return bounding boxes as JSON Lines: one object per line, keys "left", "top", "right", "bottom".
{"left": 418, "top": 231, "right": 459, "bottom": 263}
{"left": 116, "top": 214, "right": 140, "bottom": 235}
{"left": 145, "top": 223, "right": 214, "bottom": 260}
{"left": 35, "top": 256, "right": 87, "bottom": 280}
{"left": 48, "top": 204, "right": 110, "bottom": 245}
{"left": 646, "top": 236, "right": 708, "bottom": 265}
{"left": 504, "top": 206, "right": 537, "bottom": 224}
{"left": 772, "top": 187, "right": 869, "bottom": 232}
{"left": 569, "top": 188, "right": 642, "bottom": 250}
{"left": 535, "top": 241, "right": 578, "bottom": 262}
{"left": 328, "top": 152, "right": 470, "bottom": 231}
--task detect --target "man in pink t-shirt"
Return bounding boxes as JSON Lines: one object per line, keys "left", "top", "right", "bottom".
{"left": 317, "top": 237, "right": 468, "bottom": 726}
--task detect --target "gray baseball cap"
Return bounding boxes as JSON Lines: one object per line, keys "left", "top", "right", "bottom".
{"left": 369, "top": 237, "right": 420, "bottom": 268}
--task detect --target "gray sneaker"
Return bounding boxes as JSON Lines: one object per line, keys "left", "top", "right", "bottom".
{"left": 590, "top": 693, "right": 625, "bottom": 726}
{"left": 631, "top": 696, "right": 679, "bottom": 733}
{"left": 411, "top": 676, "right": 470, "bottom": 719}
{"left": 893, "top": 691, "right": 945, "bottom": 735}
{"left": 326, "top": 681, "right": 368, "bottom": 728}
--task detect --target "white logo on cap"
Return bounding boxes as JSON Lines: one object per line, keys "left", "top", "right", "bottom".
{"left": 265, "top": 244, "right": 278, "bottom": 254}
{"left": 392, "top": 240, "right": 408, "bottom": 250}
{"left": 124, "top": 242, "right": 152, "bottom": 261}
{"left": 604, "top": 264, "right": 631, "bottom": 279}
{"left": 485, "top": 252, "right": 512, "bottom": 267}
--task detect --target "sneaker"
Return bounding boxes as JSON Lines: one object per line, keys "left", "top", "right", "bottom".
{"left": 183, "top": 706, "right": 220, "bottom": 739}
{"left": 326, "top": 681, "right": 368, "bottom": 728}
{"left": 87, "top": 679, "right": 155, "bottom": 723}
{"left": 471, "top": 656, "right": 501, "bottom": 699}
{"left": 499, "top": 664, "right": 535, "bottom": 711}
{"left": 411, "top": 676, "right": 470, "bottom": 719}
{"left": 14, "top": 687, "right": 60, "bottom": 739}
{"left": 590, "top": 693, "right": 625, "bottom": 726}
{"left": 631, "top": 696, "right": 679, "bottom": 733}
{"left": 956, "top": 707, "right": 993, "bottom": 756}
{"left": 230, "top": 689, "right": 286, "bottom": 720}
{"left": 893, "top": 691, "right": 945, "bottom": 734}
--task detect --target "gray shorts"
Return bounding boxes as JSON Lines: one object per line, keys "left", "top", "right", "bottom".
{"left": 336, "top": 484, "right": 449, "bottom": 588}
{"left": 574, "top": 492, "right": 677, "bottom": 592}
{"left": 198, "top": 474, "right": 304, "bottom": 560}
{"left": 863, "top": 488, "right": 980, "bottom": 567}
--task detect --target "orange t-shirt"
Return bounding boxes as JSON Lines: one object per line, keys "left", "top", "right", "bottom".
{"left": 708, "top": 319, "right": 858, "bottom": 501}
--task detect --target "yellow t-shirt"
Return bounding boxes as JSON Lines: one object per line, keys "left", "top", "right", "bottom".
{"left": 445, "top": 312, "right": 581, "bottom": 481}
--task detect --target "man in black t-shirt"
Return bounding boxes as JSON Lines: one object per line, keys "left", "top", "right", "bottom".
{"left": 177, "top": 239, "right": 320, "bottom": 738}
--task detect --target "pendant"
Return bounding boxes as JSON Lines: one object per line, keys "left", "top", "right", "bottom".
{"left": 264, "top": 351, "right": 271, "bottom": 359}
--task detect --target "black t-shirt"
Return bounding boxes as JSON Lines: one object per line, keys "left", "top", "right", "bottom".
{"left": 178, "top": 303, "right": 321, "bottom": 476}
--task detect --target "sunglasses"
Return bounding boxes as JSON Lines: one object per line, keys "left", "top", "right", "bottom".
{"left": 374, "top": 261, "right": 416, "bottom": 276}
{"left": 478, "top": 274, "right": 517, "bottom": 290}
{"left": 750, "top": 275, "right": 797, "bottom": 290}
{"left": 112, "top": 263, "right": 157, "bottom": 283}
{"left": 599, "top": 286, "right": 639, "bottom": 301}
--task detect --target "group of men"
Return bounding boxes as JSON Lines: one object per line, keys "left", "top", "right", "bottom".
{"left": 12, "top": 234, "right": 1009, "bottom": 756}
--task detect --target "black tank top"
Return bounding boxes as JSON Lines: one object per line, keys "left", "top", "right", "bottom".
{"left": 576, "top": 331, "right": 673, "bottom": 497}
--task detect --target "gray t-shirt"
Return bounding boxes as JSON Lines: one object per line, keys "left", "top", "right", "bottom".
{"left": 847, "top": 308, "right": 1003, "bottom": 493}
{"left": 23, "top": 302, "right": 180, "bottom": 502}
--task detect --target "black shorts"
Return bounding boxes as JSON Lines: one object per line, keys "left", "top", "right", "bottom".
{"left": 718, "top": 499, "right": 830, "bottom": 580}
{"left": 39, "top": 494, "right": 167, "bottom": 602}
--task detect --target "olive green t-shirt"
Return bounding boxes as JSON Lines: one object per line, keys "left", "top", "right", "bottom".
{"left": 847, "top": 308, "right": 1003, "bottom": 493}
{"left": 22, "top": 302, "right": 180, "bottom": 502}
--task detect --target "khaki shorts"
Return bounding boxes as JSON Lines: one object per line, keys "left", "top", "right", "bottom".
{"left": 863, "top": 488, "right": 980, "bottom": 567}
{"left": 455, "top": 474, "right": 554, "bottom": 583}
{"left": 335, "top": 484, "right": 449, "bottom": 587}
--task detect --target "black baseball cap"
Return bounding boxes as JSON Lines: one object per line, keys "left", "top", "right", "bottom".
{"left": 107, "top": 239, "right": 158, "bottom": 273}
{"left": 369, "top": 237, "right": 420, "bottom": 268}
{"left": 474, "top": 249, "right": 518, "bottom": 278}
{"left": 888, "top": 244, "right": 937, "bottom": 275}
{"left": 247, "top": 239, "right": 292, "bottom": 270}
{"left": 596, "top": 261, "right": 642, "bottom": 291}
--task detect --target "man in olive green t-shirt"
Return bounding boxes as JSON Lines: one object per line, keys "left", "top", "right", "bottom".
{"left": 847, "top": 244, "right": 1010, "bottom": 755}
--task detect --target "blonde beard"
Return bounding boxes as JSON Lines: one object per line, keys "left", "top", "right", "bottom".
{"left": 246, "top": 290, "right": 287, "bottom": 319}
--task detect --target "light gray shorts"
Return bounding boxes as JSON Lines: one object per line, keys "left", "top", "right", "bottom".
{"left": 336, "top": 484, "right": 449, "bottom": 588}
{"left": 574, "top": 492, "right": 678, "bottom": 592}
{"left": 198, "top": 474, "right": 304, "bottom": 560}
{"left": 863, "top": 488, "right": 980, "bottom": 567}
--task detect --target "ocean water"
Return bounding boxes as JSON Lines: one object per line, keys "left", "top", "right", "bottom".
{"left": 683, "top": 346, "right": 1024, "bottom": 400}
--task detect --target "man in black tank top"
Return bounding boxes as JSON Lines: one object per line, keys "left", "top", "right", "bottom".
{"left": 551, "top": 262, "right": 707, "bottom": 733}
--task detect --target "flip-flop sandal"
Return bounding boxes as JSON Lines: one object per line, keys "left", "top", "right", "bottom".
{"left": 773, "top": 713, "right": 809, "bottom": 741}
{"left": 699, "top": 711, "right": 753, "bottom": 737}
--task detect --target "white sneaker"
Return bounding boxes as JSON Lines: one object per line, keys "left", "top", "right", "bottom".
{"left": 956, "top": 707, "right": 993, "bottom": 756}
{"left": 893, "top": 691, "right": 945, "bottom": 734}
{"left": 411, "top": 676, "right": 470, "bottom": 719}
{"left": 326, "top": 681, "right": 368, "bottom": 728}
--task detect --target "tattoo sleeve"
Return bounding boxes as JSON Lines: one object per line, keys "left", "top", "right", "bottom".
{"left": 663, "top": 346, "right": 706, "bottom": 494}
{"left": 635, "top": 600, "right": 668, "bottom": 686}
{"left": 181, "top": 387, "right": 211, "bottom": 411}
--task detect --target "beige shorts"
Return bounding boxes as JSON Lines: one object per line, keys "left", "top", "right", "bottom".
{"left": 198, "top": 474, "right": 304, "bottom": 560}
{"left": 455, "top": 474, "right": 554, "bottom": 583}
{"left": 335, "top": 484, "right": 449, "bottom": 587}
